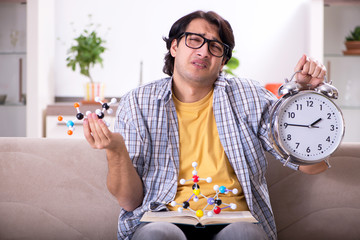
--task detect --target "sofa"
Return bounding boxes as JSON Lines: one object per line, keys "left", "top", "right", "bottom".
{"left": 0, "top": 137, "right": 359, "bottom": 240}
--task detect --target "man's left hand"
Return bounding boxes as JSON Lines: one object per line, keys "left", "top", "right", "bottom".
{"left": 294, "top": 54, "right": 327, "bottom": 89}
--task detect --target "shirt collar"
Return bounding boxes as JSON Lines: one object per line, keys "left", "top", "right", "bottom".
{"left": 154, "top": 77, "right": 173, "bottom": 103}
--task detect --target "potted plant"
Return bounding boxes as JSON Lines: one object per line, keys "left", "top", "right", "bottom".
{"left": 66, "top": 15, "right": 107, "bottom": 103}
{"left": 344, "top": 26, "right": 360, "bottom": 55}
{"left": 223, "top": 51, "right": 240, "bottom": 76}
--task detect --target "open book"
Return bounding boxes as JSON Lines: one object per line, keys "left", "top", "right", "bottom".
{"left": 140, "top": 210, "right": 257, "bottom": 227}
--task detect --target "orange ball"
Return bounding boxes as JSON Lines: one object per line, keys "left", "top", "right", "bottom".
{"left": 58, "top": 116, "right": 63, "bottom": 121}
{"left": 74, "top": 102, "right": 80, "bottom": 108}
{"left": 67, "top": 130, "right": 73, "bottom": 135}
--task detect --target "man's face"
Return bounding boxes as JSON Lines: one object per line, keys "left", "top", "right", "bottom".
{"left": 170, "top": 18, "right": 226, "bottom": 87}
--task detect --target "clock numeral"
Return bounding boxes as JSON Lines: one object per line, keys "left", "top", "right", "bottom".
{"left": 326, "top": 136, "right": 331, "bottom": 142}
{"left": 287, "top": 134, "right": 292, "bottom": 141}
{"left": 320, "top": 105, "right": 323, "bottom": 111}
{"left": 318, "top": 144, "right": 322, "bottom": 151}
{"left": 288, "top": 112, "right": 296, "bottom": 118}
{"left": 307, "top": 101, "right": 314, "bottom": 107}
{"left": 295, "top": 142, "right": 300, "bottom": 149}
{"left": 330, "top": 125, "right": 335, "bottom": 131}
{"left": 296, "top": 104, "right": 303, "bottom": 111}
{"left": 327, "top": 113, "right": 332, "bottom": 119}
{"left": 306, "top": 147, "right": 311, "bottom": 153}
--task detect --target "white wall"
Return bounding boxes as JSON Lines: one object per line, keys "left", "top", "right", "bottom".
{"left": 25, "top": 0, "right": 322, "bottom": 137}
{"left": 53, "top": 0, "right": 321, "bottom": 98}
{"left": 27, "top": 0, "right": 55, "bottom": 137}
{"left": 324, "top": 4, "right": 360, "bottom": 142}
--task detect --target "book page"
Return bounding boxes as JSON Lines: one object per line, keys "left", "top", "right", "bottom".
{"left": 140, "top": 211, "right": 199, "bottom": 225}
{"left": 140, "top": 211, "right": 257, "bottom": 226}
{"left": 200, "top": 211, "right": 258, "bottom": 225}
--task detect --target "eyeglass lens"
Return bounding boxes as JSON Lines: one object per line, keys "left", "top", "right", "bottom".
{"left": 185, "top": 33, "right": 225, "bottom": 57}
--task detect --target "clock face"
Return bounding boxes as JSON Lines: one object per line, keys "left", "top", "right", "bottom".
{"left": 276, "top": 91, "right": 344, "bottom": 162}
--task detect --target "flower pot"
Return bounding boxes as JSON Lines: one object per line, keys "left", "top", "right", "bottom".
{"left": 343, "top": 41, "right": 360, "bottom": 55}
{"left": 83, "top": 82, "right": 105, "bottom": 103}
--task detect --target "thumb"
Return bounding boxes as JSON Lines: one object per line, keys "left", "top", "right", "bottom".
{"left": 294, "top": 54, "right": 307, "bottom": 72}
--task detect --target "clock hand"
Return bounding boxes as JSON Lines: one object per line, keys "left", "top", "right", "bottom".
{"left": 310, "top": 118, "right": 322, "bottom": 127}
{"left": 284, "top": 123, "right": 320, "bottom": 128}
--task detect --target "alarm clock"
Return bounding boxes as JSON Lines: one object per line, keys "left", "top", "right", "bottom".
{"left": 268, "top": 71, "right": 345, "bottom": 167}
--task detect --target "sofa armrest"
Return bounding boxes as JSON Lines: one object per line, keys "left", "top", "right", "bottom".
{"left": 0, "top": 137, "right": 120, "bottom": 240}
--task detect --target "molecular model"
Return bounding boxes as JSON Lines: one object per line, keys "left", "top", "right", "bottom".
{"left": 58, "top": 97, "right": 117, "bottom": 135}
{"left": 170, "top": 162, "right": 238, "bottom": 218}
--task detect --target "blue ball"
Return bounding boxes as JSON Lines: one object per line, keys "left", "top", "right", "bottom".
{"left": 219, "top": 186, "right": 226, "bottom": 194}
{"left": 66, "top": 121, "right": 74, "bottom": 127}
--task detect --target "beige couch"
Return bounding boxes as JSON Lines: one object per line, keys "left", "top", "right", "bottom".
{"left": 0, "top": 138, "right": 359, "bottom": 240}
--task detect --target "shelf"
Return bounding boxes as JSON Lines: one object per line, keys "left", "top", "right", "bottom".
{"left": 339, "top": 105, "right": 360, "bottom": 110}
{"left": 324, "top": 53, "right": 360, "bottom": 57}
{"left": 324, "top": 0, "right": 360, "bottom": 6}
{"left": 0, "top": 51, "right": 26, "bottom": 55}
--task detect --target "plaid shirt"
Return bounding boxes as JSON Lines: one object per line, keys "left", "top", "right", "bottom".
{"left": 114, "top": 75, "right": 298, "bottom": 240}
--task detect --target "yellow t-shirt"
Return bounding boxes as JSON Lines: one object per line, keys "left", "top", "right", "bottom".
{"left": 169, "top": 89, "right": 249, "bottom": 212}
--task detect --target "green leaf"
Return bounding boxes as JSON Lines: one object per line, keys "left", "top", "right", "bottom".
{"left": 65, "top": 22, "right": 107, "bottom": 83}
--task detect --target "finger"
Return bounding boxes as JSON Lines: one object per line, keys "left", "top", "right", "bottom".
{"left": 308, "top": 58, "right": 318, "bottom": 76}
{"left": 87, "top": 113, "right": 103, "bottom": 144}
{"left": 301, "top": 60, "right": 310, "bottom": 76}
{"left": 311, "top": 64, "right": 321, "bottom": 78}
{"left": 97, "top": 118, "right": 112, "bottom": 139}
{"left": 93, "top": 117, "right": 110, "bottom": 142}
{"left": 318, "top": 67, "right": 327, "bottom": 80}
{"left": 83, "top": 118, "right": 95, "bottom": 146}
{"left": 294, "top": 54, "right": 307, "bottom": 72}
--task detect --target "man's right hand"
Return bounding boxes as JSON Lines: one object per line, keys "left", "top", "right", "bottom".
{"left": 83, "top": 112, "right": 124, "bottom": 153}
{"left": 83, "top": 112, "right": 144, "bottom": 211}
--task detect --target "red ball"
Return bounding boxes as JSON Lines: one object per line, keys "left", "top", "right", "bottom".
{"left": 213, "top": 206, "right": 221, "bottom": 214}
{"left": 193, "top": 175, "right": 199, "bottom": 183}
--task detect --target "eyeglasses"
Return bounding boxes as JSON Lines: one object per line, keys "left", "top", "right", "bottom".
{"left": 179, "top": 32, "right": 229, "bottom": 58}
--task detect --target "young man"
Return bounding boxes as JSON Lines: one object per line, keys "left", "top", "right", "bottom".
{"left": 83, "top": 11, "right": 328, "bottom": 240}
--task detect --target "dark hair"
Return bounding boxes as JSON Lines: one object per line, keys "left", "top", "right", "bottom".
{"left": 162, "top": 10, "right": 235, "bottom": 76}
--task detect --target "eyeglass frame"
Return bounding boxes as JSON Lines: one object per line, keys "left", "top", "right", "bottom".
{"left": 178, "top": 32, "right": 229, "bottom": 58}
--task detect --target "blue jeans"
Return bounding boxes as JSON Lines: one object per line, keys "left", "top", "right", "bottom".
{"left": 131, "top": 222, "right": 268, "bottom": 240}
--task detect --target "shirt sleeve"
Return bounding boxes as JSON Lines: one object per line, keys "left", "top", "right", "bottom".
{"left": 257, "top": 86, "right": 300, "bottom": 171}
{"left": 114, "top": 94, "right": 146, "bottom": 177}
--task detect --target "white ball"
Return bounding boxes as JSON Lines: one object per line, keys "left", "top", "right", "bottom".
{"left": 232, "top": 188, "right": 239, "bottom": 195}
{"left": 213, "top": 185, "right": 219, "bottom": 191}
{"left": 192, "top": 170, "right": 198, "bottom": 176}
{"left": 180, "top": 179, "right": 186, "bottom": 185}
{"left": 206, "top": 177, "right": 212, "bottom": 183}
{"left": 192, "top": 162, "right": 198, "bottom": 168}
{"left": 177, "top": 207, "right": 183, "bottom": 213}
{"left": 170, "top": 201, "right": 177, "bottom": 207}
{"left": 207, "top": 211, "right": 214, "bottom": 217}
{"left": 95, "top": 109, "right": 102, "bottom": 115}
{"left": 194, "top": 196, "right": 199, "bottom": 202}
{"left": 107, "top": 109, "right": 113, "bottom": 114}
{"left": 110, "top": 98, "right": 117, "bottom": 104}
{"left": 230, "top": 203, "right": 237, "bottom": 210}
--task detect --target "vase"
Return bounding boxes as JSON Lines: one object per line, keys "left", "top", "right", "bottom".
{"left": 84, "top": 82, "right": 105, "bottom": 103}
{"left": 343, "top": 41, "right": 360, "bottom": 55}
